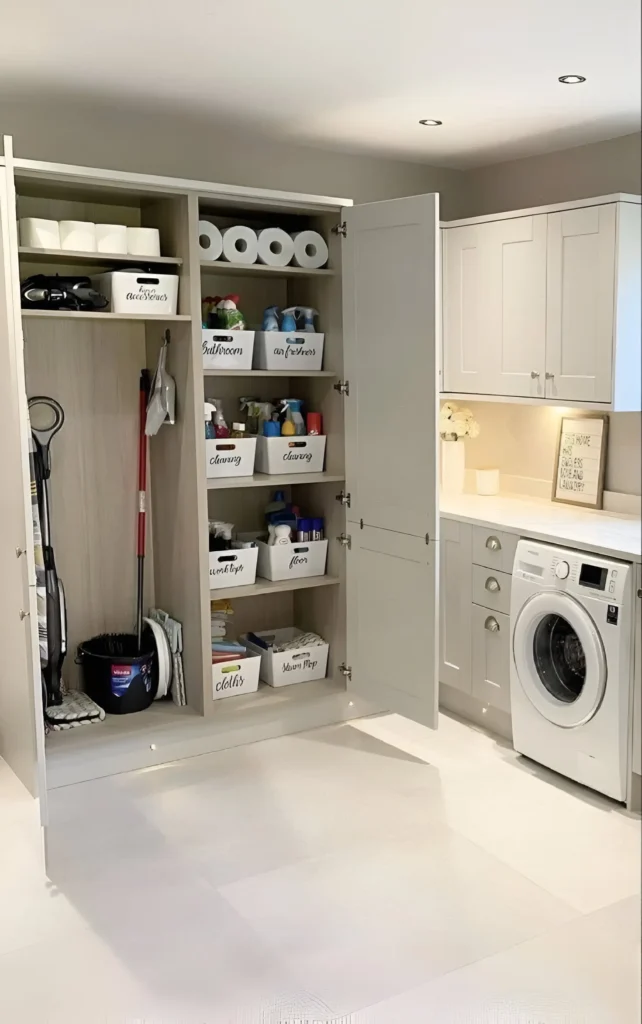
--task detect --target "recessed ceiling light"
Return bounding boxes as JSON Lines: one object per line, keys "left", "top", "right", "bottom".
{"left": 419, "top": 119, "right": 442, "bottom": 126}
{"left": 558, "top": 75, "right": 586, "bottom": 84}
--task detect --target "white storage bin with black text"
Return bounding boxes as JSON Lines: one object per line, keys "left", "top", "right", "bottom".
{"left": 202, "top": 329, "right": 255, "bottom": 370}
{"left": 254, "top": 332, "right": 324, "bottom": 371}
{"left": 92, "top": 272, "right": 178, "bottom": 315}
{"left": 243, "top": 628, "right": 329, "bottom": 687}
{"left": 211, "top": 652, "right": 261, "bottom": 700}
{"left": 256, "top": 539, "right": 328, "bottom": 581}
{"left": 209, "top": 547, "right": 258, "bottom": 590}
{"left": 256, "top": 435, "right": 326, "bottom": 475}
{"left": 206, "top": 437, "right": 257, "bottom": 478}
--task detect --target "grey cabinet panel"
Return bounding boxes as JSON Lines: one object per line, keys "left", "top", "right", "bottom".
{"left": 472, "top": 606, "right": 511, "bottom": 713}
{"left": 347, "top": 524, "right": 437, "bottom": 729}
{"left": 472, "top": 565, "right": 512, "bottom": 616}
{"left": 0, "top": 162, "right": 47, "bottom": 808}
{"left": 633, "top": 565, "right": 641, "bottom": 776}
{"left": 472, "top": 527, "right": 518, "bottom": 574}
{"left": 439, "top": 518, "right": 472, "bottom": 694}
{"left": 343, "top": 195, "right": 439, "bottom": 539}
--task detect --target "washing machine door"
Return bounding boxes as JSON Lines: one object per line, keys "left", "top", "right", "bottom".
{"left": 513, "top": 591, "right": 607, "bottom": 728}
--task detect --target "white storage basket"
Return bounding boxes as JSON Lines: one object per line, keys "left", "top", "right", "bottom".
{"left": 205, "top": 437, "right": 257, "bottom": 478}
{"left": 256, "top": 539, "right": 328, "bottom": 582}
{"left": 202, "top": 330, "right": 255, "bottom": 370}
{"left": 209, "top": 547, "right": 258, "bottom": 590}
{"left": 243, "top": 628, "right": 329, "bottom": 687}
{"left": 92, "top": 271, "right": 178, "bottom": 315}
{"left": 255, "top": 435, "right": 326, "bottom": 475}
{"left": 253, "top": 332, "right": 324, "bottom": 371}
{"left": 211, "top": 652, "right": 261, "bottom": 700}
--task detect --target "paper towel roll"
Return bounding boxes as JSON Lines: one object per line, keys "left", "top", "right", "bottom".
{"left": 19, "top": 218, "right": 61, "bottom": 250}
{"left": 221, "top": 225, "right": 258, "bottom": 265}
{"left": 198, "top": 221, "right": 223, "bottom": 260}
{"left": 127, "top": 227, "right": 161, "bottom": 257}
{"left": 95, "top": 223, "right": 128, "bottom": 254}
{"left": 59, "top": 221, "right": 97, "bottom": 252}
{"left": 256, "top": 227, "right": 295, "bottom": 267}
{"left": 291, "top": 230, "right": 329, "bottom": 270}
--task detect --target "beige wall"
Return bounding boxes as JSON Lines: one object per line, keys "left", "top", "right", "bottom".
{"left": 461, "top": 132, "right": 641, "bottom": 218}
{"left": 451, "top": 402, "right": 641, "bottom": 497}
{"left": 0, "top": 92, "right": 466, "bottom": 216}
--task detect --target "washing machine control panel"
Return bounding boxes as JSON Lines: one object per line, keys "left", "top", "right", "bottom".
{"left": 514, "top": 541, "right": 630, "bottom": 604}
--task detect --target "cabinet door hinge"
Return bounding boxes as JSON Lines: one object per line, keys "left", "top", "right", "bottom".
{"left": 360, "top": 518, "right": 364, "bottom": 530}
{"left": 338, "top": 663, "right": 352, "bottom": 681}
{"left": 335, "top": 490, "right": 351, "bottom": 507}
{"left": 337, "top": 533, "right": 352, "bottom": 549}
{"left": 332, "top": 221, "right": 347, "bottom": 238}
{"left": 333, "top": 380, "right": 350, "bottom": 397}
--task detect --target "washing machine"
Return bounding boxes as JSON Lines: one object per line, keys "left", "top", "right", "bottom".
{"left": 510, "top": 540, "right": 634, "bottom": 801}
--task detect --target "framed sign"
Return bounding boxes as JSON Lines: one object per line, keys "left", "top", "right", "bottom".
{"left": 552, "top": 414, "right": 609, "bottom": 509}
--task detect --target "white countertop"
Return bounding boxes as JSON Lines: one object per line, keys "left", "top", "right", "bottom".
{"left": 440, "top": 492, "right": 641, "bottom": 563}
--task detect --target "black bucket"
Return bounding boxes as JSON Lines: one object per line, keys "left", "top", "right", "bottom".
{"left": 77, "top": 632, "right": 157, "bottom": 715}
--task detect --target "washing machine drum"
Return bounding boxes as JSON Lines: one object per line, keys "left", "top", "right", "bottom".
{"left": 513, "top": 591, "right": 607, "bottom": 728}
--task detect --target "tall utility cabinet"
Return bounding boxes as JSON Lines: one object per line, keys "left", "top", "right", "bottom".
{"left": 0, "top": 137, "right": 440, "bottom": 825}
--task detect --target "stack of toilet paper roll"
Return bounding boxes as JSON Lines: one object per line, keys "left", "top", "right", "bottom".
{"left": 19, "top": 218, "right": 161, "bottom": 257}
{"left": 197, "top": 220, "right": 328, "bottom": 269}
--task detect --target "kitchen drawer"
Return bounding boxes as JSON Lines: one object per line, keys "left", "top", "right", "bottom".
{"left": 472, "top": 565, "right": 512, "bottom": 615}
{"left": 472, "top": 606, "right": 511, "bottom": 713}
{"left": 472, "top": 526, "right": 518, "bottom": 574}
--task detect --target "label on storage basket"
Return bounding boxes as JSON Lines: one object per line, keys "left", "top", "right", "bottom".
{"left": 256, "top": 539, "right": 328, "bottom": 582}
{"left": 92, "top": 272, "right": 178, "bottom": 315}
{"left": 209, "top": 547, "right": 258, "bottom": 590}
{"left": 202, "top": 330, "right": 255, "bottom": 370}
{"left": 206, "top": 437, "right": 257, "bottom": 478}
{"left": 255, "top": 435, "right": 326, "bottom": 475}
{"left": 254, "top": 331, "right": 324, "bottom": 371}
{"left": 243, "top": 628, "right": 329, "bottom": 687}
{"left": 211, "top": 652, "right": 261, "bottom": 700}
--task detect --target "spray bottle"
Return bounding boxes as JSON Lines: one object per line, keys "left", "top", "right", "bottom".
{"left": 280, "top": 307, "right": 298, "bottom": 333}
{"left": 261, "top": 306, "right": 280, "bottom": 331}
{"left": 204, "top": 402, "right": 217, "bottom": 439}
{"left": 296, "top": 307, "right": 319, "bottom": 332}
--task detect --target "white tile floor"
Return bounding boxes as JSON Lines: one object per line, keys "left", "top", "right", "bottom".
{"left": 0, "top": 712, "right": 640, "bottom": 1023}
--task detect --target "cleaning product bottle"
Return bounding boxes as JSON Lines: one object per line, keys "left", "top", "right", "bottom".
{"left": 306, "top": 412, "right": 322, "bottom": 436}
{"left": 270, "top": 524, "right": 292, "bottom": 546}
{"left": 216, "top": 294, "right": 245, "bottom": 330}
{"left": 287, "top": 399, "right": 306, "bottom": 436}
{"left": 296, "top": 306, "right": 319, "bottom": 332}
{"left": 231, "top": 422, "right": 246, "bottom": 438}
{"left": 280, "top": 307, "right": 298, "bottom": 333}
{"left": 204, "top": 401, "right": 217, "bottom": 439}
{"left": 262, "top": 306, "right": 280, "bottom": 331}
{"left": 265, "top": 490, "right": 287, "bottom": 520}
{"left": 211, "top": 399, "right": 230, "bottom": 439}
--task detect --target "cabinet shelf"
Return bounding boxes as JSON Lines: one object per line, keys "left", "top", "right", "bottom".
{"left": 203, "top": 369, "right": 337, "bottom": 378}
{"left": 22, "top": 310, "right": 191, "bottom": 322}
{"left": 210, "top": 574, "right": 340, "bottom": 600}
{"left": 207, "top": 471, "right": 344, "bottom": 491}
{"left": 200, "top": 259, "right": 334, "bottom": 279}
{"left": 19, "top": 246, "right": 182, "bottom": 266}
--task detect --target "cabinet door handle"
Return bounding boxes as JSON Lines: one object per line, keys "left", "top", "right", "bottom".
{"left": 545, "top": 372, "right": 554, "bottom": 380}
{"left": 530, "top": 370, "right": 540, "bottom": 379}
{"left": 485, "top": 536, "right": 501, "bottom": 551}
{"left": 485, "top": 577, "right": 500, "bottom": 593}
{"left": 19, "top": 609, "right": 30, "bottom": 621}
{"left": 485, "top": 616, "right": 500, "bottom": 632}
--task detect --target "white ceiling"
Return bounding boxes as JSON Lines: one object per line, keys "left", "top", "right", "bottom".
{"left": 1, "top": 0, "right": 640, "bottom": 168}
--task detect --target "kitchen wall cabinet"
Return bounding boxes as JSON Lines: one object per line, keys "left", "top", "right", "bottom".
{"left": 0, "top": 135, "right": 440, "bottom": 826}
{"left": 442, "top": 195, "right": 641, "bottom": 410}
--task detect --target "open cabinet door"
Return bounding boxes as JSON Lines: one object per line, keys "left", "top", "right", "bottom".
{"left": 342, "top": 194, "right": 440, "bottom": 728}
{"left": 0, "top": 143, "right": 48, "bottom": 822}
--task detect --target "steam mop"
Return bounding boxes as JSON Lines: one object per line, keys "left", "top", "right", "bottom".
{"left": 28, "top": 396, "right": 105, "bottom": 729}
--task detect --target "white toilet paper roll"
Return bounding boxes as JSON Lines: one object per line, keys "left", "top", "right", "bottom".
{"left": 291, "top": 230, "right": 329, "bottom": 270}
{"left": 197, "top": 220, "right": 223, "bottom": 260}
{"left": 127, "top": 227, "right": 161, "bottom": 257}
{"left": 256, "top": 227, "right": 295, "bottom": 267}
{"left": 221, "top": 225, "right": 258, "bottom": 265}
{"left": 19, "top": 218, "right": 61, "bottom": 250}
{"left": 95, "top": 224, "right": 128, "bottom": 254}
{"left": 59, "top": 221, "right": 97, "bottom": 253}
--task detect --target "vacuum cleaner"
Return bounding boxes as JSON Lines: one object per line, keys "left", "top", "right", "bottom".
{"left": 28, "top": 396, "right": 104, "bottom": 728}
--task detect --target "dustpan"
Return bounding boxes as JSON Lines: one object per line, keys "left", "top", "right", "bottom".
{"left": 146, "top": 330, "right": 176, "bottom": 436}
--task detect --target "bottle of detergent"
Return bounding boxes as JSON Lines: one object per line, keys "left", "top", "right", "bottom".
{"left": 210, "top": 399, "right": 230, "bottom": 439}
{"left": 280, "top": 398, "right": 306, "bottom": 436}
{"left": 204, "top": 401, "right": 217, "bottom": 439}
